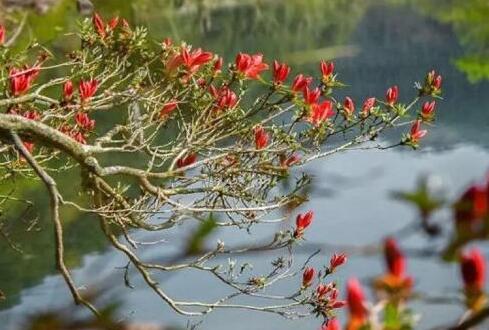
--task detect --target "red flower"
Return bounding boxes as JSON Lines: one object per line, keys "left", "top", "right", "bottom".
{"left": 384, "top": 237, "right": 405, "bottom": 278}
{"left": 454, "top": 185, "right": 488, "bottom": 225}
{"left": 281, "top": 153, "right": 301, "bottom": 168}
{"left": 181, "top": 47, "right": 213, "bottom": 73}
{"left": 320, "top": 60, "right": 334, "bottom": 80}
{"left": 421, "top": 101, "right": 436, "bottom": 121}
{"left": 361, "top": 97, "right": 375, "bottom": 117}
{"left": 427, "top": 70, "right": 442, "bottom": 91}
{"left": 9, "top": 66, "right": 40, "bottom": 96}
{"left": 294, "top": 210, "right": 313, "bottom": 238}
{"left": 92, "top": 13, "right": 106, "bottom": 38}
{"left": 75, "top": 112, "right": 95, "bottom": 131}
{"left": 167, "top": 47, "right": 213, "bottom": 73}
{"left": 108, "top": 17, "right": 119, "bottom": 30}
{"left": 461, "top": 248, "right": 486, "bottom": 292}
{"left": 63, "top": 80, "right": 74, "bottom": 101}
{"left": 272, "top": 60, "right": 291, "bottom": 84}
{"left": 79, "top": 79, "right": 98, "bottom": 103}
{"left": 177, "top": 153, "right": 197, "bottom": 168}
{"left": 254, "top": 125, "right": 269, "bottom": 150}
{"left": 343, "top": 97, "right": 355, "bottom": 118}
{"left": 330, "top": 253, "right": 347, "bottom": 271}
{"left": 215, "top": 87, "right": 238, "bottom": 110}
{"left": 409, "top": 119, "right": 427, "bottom": 142}
{"left": 302, "top": 267, "right": 315, "bottom": 287}
{"left": 291, "top": 74, "right": 313, "bottom": 93}
{"left": 308, "top": 100, "right": 334, "bottom": 126}
{"left": 235, "top": 53, "right": 269, "bottom": 79}
{"left": 303, "top": 87, "right": 321, "bottom": 105}
{"left": 23, "top": 141, "right": 34, "bottom": 153}
{"left": 346, "top": 278, "right": 367, "bottom": 322}
{"left": 316, "top": 283, "right": 332, "bottom": 298}
{"left": 0, "top": 25, "right": 5, "bottom": 45}
{"left": 386, "top": 85, "right": 399, "bottom": 105}
{"left": 160, "top": 100, "right": 179, "bottom": 117}
{"left": 321, "top": 319, "right": 341, "bottom": 330}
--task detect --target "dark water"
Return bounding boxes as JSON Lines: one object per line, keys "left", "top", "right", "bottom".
{"left": 1, "top": 0, "right": 489, "bottom": 329}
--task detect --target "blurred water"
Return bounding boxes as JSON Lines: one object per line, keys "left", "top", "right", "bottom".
{"left": 1, "top": 1, "right": 489, "bottom": 329}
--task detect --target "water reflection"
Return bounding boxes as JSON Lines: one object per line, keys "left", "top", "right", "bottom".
{"left": 0, "top": 0, "right": 489, "bottom": 329}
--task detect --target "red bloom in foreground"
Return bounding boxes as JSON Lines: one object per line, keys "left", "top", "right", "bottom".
{"left": 159, "top": 100, "right": 179, "bottom": 117}
{"left": 386, "top": 85, "right": 399, "bottom": 105}
{"left": 79, "top": 79, "right": 98, "bottom": 103}
{"left": 384, "top": 237, "right": 405, "bottom": 278}
{"left": 92, "top": 13, "right": 106, "bottom": 38}
{"left": 421, "top": 101, "right": 436, "bottom": 121}
{"left": 303, "top": 87, "right": 321, "bottom": 105}
{"left": 294, "top": 211, "right": 313, "bottom": 238}
{"left": 177, "top": 153, "right": 197, "bottom": 168}
{"left": 330, "top": 253, "right": 347, "bottom": 272}
{"left": 308, "top": 100, "right": 334, "bottom": 126}
{"left": 320, "top": 60, "right": 334, "bottom": 80}
{"left": 461, "top": 248, "right": 486, "bottom": 292}
{"left": 9, "top": 66, "right": 40, "bottom": 96}
{"left": 75, "top": 112, "right": 95, "bottom": 131}
{"left": 181, "top": 47, "right": 213, "bottom": 73}
{"left": 409, "top": 120, "right": 427, "bottom": 143}
{"left": 361, "top": 97, "right": 375, "bottom": 117}
{"left": 235, "top": 53, "right": 269, "bottom": 79}
{"left": 321, "top": 318, "right": 340, "bottom": 330}
{"left": 254, "top": 125, "right": 269, "bottom": 150}
{"left": 272, "top": 60, "right": 291, "bottom": 84}
{"left": 291, "top": 74, "right": 313, "bottom": 93}
{"left": 0, "top": 25, "right": 5, "bottom": 45}
{"left": 63, "top": 80, "right": 74, "bottom": 101}
{"left": 302, "top": 267, "right": 315, "bottom": 287}
{"left": 455, "top": 185, "right": 488, "bottom": 226}
{"left": 343, "top": 97, "right": 355, "bottom": 118}
{"left": 346, "top": 278, "right": 367, "bottom": 327}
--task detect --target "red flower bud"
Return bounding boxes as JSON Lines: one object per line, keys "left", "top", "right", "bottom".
{"left": 23, "top": 141, "right": 34, "bottom": 153}
{"left": 291, "top": 74, "right": 313, "bottom": 93}
{"left": 177, "top": 153, "right": 197, "bottom": 169}
{"left": 303, "top": 87, "right": 321, "bottom": 105}
{"left": 320, "top": 60, "right": 334, "bottom": 80}
{"left": 63, "top": 80, "right": 74, "bottom": 101}
{"left": 272, "top": 60, "right": 291, "bottom": 85}
{"left": 235, "top": 53, "right": 269, "bottom": 79}
{"left": 163, "top": 37, "right": 173, "bottom": 48}
{"left": 9, "top": 66, "right": 40, "bottom": 96}
{"left": 461, "top": 248, "right": 486, "bottom": 292}
{"left": 361, "top": 97, "right": 375, "bottom": 117}
{"left": 281, "top": 153, "right": 301, "bottom": 168}
{"left": 294, "top": 210, "right": 313, "bottom": 238}
{"left": 254, "top": 125, "right": 269, "bottom": 150}
{"left": 108, "top": 17, "right": 119, "bottom": 30}
{"left": 421, "top": 101, "right": 436, "bottom": 121}
{"left": 23, "top": 110, "right": 40, "bottom": 121}
{"left": 386, "top": 85, "right": 399, "bottom": 105}
{"left": 384, "top": 237, "right": 405, "bottom": 278}
{"left": 160, "top": 100, "right": 179, "bottom": 118}
{"left": 316, "top": 283, "right": 332, "bottom": 298}
{"left": 302, "top": 267, "right": 315, "bottom": 287}
{"left": 454, "top": 185, "right": 488, "bottom": 225}
{"left": 75, "top": 112, "right": 95, "bottom": 131}
{"left": 215, "top": 87, "right": 238, "bottom": 110}
{"left": 79, "top": 79, "right": 98, "bottom": 103}
{"left": 92, "top": 13, "right": 106, "bottom": 38}
{"left": 213, "top": 56, "right": 223, "bottom": 73}
{"left": 329, "top": 253, "right": 347, "bottom": 271}
{"left": 343, "top": 96, "right": 355, "bottom": 118}
{"left": 409, "top": 119, "right": 427, "bottom": 142}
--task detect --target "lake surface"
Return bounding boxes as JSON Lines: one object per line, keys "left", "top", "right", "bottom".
{"left": 1, "top": 0, "right": 489, "bottom": 329}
